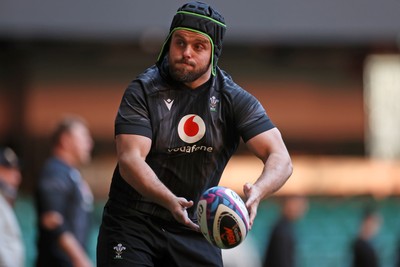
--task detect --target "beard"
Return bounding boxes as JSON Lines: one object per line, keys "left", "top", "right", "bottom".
{"left": 169, "top": 58, "right": 210, "bottom": 84}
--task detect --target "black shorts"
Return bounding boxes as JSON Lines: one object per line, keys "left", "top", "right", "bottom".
{"left": 96, "top": 201, "right": 223, "bottom": 267}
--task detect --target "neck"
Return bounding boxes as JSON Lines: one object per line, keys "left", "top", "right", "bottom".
{"left": 53, "top": 148, "right": 77, "bottom": 168}
{"left": 0, "top": 181, "right": 17, "bottom": 205}
{"left": 185, "top": 72, "right": 212, "bottom": 89}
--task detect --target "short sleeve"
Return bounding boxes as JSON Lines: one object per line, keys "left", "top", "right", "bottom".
{"left": 232, "top": 89, "right": 275, "bottom": 142}
{"left": 115, "top": 80, "right": 152, "bottom": 138}
{"left": 37, "top": 173, "right": 71, "bottom": 236}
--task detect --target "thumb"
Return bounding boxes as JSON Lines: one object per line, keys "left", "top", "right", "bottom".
{"left": 179, "top": 199, "right": 194, "bottom": 209}
{"left": 243, "top": 182, "right": 252, "bottom": 198}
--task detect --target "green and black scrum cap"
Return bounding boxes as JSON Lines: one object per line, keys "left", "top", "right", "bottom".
{"left": 157, "top": 1, "right": 227, "bottom": 76}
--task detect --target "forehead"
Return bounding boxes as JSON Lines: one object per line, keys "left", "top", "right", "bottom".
{"left": 172, "top": 29, "right": 211, "bottom": 44}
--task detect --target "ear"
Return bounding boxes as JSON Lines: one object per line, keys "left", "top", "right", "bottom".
{"left": 59, "top": 131, "right": 72, "bottom": 148}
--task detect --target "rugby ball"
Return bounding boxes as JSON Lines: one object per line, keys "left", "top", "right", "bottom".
{"left": 197, "top": 186, "right": 250, "bottom": 249}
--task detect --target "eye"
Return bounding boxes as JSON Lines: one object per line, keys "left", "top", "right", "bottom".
{"left": 194, "top": 44, "right": 205, "bottom": 51}
{"left": 175, "top": 39, "right": 185, "bottom": 47}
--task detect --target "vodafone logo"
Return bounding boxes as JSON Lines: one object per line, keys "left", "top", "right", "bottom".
{"left": 168, "top": 114, "right": 212, "bottom": 154}
{"left": 177, "top": 114, "right": 206, "bottom": 144}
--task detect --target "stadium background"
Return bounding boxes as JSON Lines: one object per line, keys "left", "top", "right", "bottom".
{"left": 1, "top": 0, "right": 400, "bottom": 266}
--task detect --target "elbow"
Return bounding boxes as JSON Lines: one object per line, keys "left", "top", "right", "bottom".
{"left": 279, "top": 153, "right": 293, "bottom": 182}
{"left": 287, "top": 159, "right": 294, "bottom": 179}
{"left": 118, "top": 157, "right": 132, "bottom": 180}
{"left": 285, "top": 152, "right": 294, "bottom": 179}
{"left": 117, "top": 152, "right": 133, "bottom": 179}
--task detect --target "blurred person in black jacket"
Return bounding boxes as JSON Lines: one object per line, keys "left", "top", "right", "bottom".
{"left": 351, "top": 206, "right": 381, "bottom": 267}
{"left": 35, "top": 116, "right": 94, "bottom": 267}
{"left": 263, "top": 195, "right": 308, "bottom": 267}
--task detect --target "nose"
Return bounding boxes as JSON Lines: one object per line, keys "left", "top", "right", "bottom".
{"left": 182, "top": 45, "right": 193, "bottom": 58}
{"left": 10, "top": 169, "right": 22, "bottom": 187}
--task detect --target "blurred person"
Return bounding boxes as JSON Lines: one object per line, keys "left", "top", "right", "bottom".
{"left": 35, "top": 116, "right": 94, "bottom": 267}
{"left": 395, "top": 238, "right": 400, "bottom": 267}
{"left": 96, "top": 1, "right": 292, "bottom": 267}
{"left": 351, "top": 206, "right": 381, "bottom": 267}
{"left": 0, "top": 147, "right": 24, "bottom": 267}
{"left": 263, "top": 195, "right": 308, "bottom": 267}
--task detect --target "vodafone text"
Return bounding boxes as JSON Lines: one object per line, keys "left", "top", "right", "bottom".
{"left": 167, "top": 144, "right": 213, "bottom": 153}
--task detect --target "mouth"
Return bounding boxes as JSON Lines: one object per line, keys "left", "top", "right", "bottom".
{"left": 176, "top": 60, "right": 195, "bottom": 67}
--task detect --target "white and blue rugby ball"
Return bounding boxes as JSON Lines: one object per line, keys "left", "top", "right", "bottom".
{"left": 196, "top": 186, "right": 250, "bottom": 249}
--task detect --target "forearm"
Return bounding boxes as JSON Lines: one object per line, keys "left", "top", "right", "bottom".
{"left": 244, "top": 152, "right": 292, "bottom": 229}
{"left": 119, "top": 154, "right": 177, "bottom": 211}
{"left": 59, "top": 232, "right": 92, "bottom": 267}
{"left": 254, "top": 151, "right": 293, "bottom": 200}
{"left": 116, "top": 134, "right": 199, "bottom": 230}
{"left": 245, "top": 128, "right": 293, "bottom": 201}
{"left": 244, "top": 129, "right": 293, "bottom": 228}
{"left": 119, "top": 154, "right": 199, "bottom": 230}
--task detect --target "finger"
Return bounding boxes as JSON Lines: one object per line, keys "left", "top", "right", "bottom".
{"left": 248, "top": 206, "right": 257, "bottom": 230}
{"left": 179, "top": 210, "right": 200, "bottom": 232}
{"left": 175, "top": 199, "right": 199, "bottom": 231}
{"left": 178, "top": 198, "right": 194, "bottom": 209}
{"left": 245, "top": 191, "right": 255, "bottom": 210}
{"left": 187, "top": 220, "right": 200, "bottom": 232}
{"left": 243, "top": 182, "right": 252, "bottom": 198}
{"left": 182, "top": 200, "right": 194, "bottom": 209}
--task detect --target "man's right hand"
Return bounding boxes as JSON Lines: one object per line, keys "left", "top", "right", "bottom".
{"left": 170, "top": 197, "right": 200, "bottom": 232}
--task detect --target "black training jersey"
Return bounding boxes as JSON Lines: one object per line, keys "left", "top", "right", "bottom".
{"left": 109, "top": 59, "right": 275, "bottom": 221}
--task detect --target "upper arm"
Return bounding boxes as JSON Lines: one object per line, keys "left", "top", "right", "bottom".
{"left": 37, "top": 175, "right": 69, "bottom": 213}
{"left": 37, "top": 175, "right": 69, "bottom": 232}
{"left": 245, "top": 128, "right": 290, "bottom": 162}
{"left": 116, "top": 134, "right": 152, "bottom": 166}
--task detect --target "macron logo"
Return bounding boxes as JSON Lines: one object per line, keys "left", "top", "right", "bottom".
{"left": 164, "top": 99, "right": 174, "bottom": 110}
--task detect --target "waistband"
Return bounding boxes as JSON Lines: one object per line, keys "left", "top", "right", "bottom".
{"left": 108, "top": 173, "right": 199, "bottom": 223}
{"left": 107, "top": 196, "right": 176, "bottom": 222}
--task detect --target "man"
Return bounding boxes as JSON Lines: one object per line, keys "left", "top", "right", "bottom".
{"left": 97, "top": 2, "right": 293, "bottom": 266}
{"left": 263, "top": 195, "right": 308, "bottom": 267}
{"left": 351, "top": 207, "right": 381, "bottom": 267}
{"left": 0, "top": 147, "right": 24, "bottom": 267}
{"left": 35, "top": 116, "right": 94, "bottom": 267}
